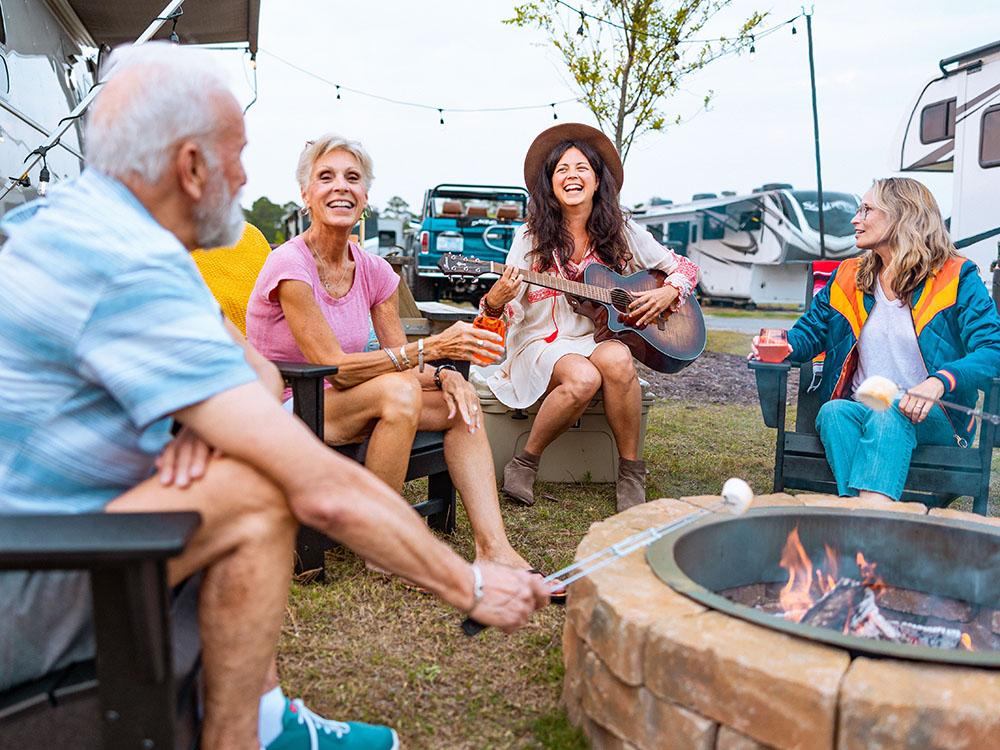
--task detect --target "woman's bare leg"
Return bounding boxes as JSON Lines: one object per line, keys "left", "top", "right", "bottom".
{"left": 523, "top": 354, "right": 602, "bottom": 456}
{"left": 588, "top": 341, "right": 642, "bottom": 460}
{"left": 322, "top": 372, "right": 422, "bottom": 491}
{"left": 420, "top": 390, "right": 529, "bottom": 568}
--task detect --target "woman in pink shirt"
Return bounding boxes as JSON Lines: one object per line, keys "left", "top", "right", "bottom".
{"left": 247, "top": 134, "right": 534, "bottom": 573}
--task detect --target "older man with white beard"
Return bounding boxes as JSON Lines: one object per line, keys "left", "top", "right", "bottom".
{"left": 0, "top": 43, "right": 548, "bottom": 750}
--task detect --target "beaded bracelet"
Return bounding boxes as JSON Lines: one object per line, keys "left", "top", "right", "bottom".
{"left": 434, "top": 363, "right": 459, "bottom": 389}
{"left": 418, "top": 338, "right": 425, "bottom": 373}
{"left": 481, "top": 298, "right": 504, "bottom": 318}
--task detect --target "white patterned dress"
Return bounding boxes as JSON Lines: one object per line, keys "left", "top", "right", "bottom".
{"left": 486, "top": 219, "right": 700, "bottom": 408}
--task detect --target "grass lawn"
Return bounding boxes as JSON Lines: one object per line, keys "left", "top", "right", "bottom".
{"left": 277, "top": 334, "right": 997, "bottom": 748}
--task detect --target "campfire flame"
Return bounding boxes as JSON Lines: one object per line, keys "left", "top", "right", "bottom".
{"left": 779, "top": 528, "right": 814, "bottom": 621}
{"left": 773, "top": 528, "right": 970, "bottom": 651}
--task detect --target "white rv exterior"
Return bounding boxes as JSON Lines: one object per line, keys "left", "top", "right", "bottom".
{"left": 893, "top": 40, "right": 1000, "bottom": 282}
{"left": 632, "top": 188, "right": 860, "bottom": 306}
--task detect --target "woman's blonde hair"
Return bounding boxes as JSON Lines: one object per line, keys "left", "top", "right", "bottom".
{"left": 855, "top": 177, "right": 956, "bottom": 303}
{"left": 295, "top": 134, "right": 375, "bottom": 191}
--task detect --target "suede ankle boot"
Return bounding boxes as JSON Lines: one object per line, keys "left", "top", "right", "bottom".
{"left": 503, "top": 450, "right": 540, "bottom": 506}
{"left": 616, "top": 458, "right": 647, "bottom": 512}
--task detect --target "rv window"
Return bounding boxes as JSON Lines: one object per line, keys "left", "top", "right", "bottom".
{"left": 979, "top": 105, "right": 1000, "bottom": 168}
{"left": 645, "top": 223, "right": 665, "bottom": 244}
{"left": 920, "top": 98, "right": 956, "bottom": 144}
{"left": 702, "top": 210, "right": 726, "bottom": 241}
{"left": 667, "top": 221, "right": 689, "bottom": 253}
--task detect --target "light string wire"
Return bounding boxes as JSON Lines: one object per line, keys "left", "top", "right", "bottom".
{"left": 555, "top": 0, "right": 803, "bottom": 45}
{"left": 258, "top": 48, "right": 580, "bottom": 116}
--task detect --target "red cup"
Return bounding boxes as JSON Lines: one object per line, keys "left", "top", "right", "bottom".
{"left": 757, "top": 327, "right": 791, "bottom": 363}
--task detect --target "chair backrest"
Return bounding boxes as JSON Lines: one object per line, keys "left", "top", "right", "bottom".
{"left": 191, "top": 223, "right": 271, "bottom": 336}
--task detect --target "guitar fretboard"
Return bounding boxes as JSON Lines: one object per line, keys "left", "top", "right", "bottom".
{"left": 486, "top": 261, "right": 613, "bottom": 304}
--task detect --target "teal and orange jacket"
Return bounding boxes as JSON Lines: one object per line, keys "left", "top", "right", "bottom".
{"left": 787, "top": 255, "right": 1000, "bottom": 443}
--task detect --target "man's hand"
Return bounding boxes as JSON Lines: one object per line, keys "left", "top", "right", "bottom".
{"left": 899, "top": 377, "right": 945, "bottom": 423}
{"left": 440, "top": 370, "right": 482, "bottom": 433}
{"left": 156, "top": 425, "right": 219, "bottom": 488}
{"left": 466, "top": 561, "right": 550, "bottom": 633}
{"left": 627, "top": 283, "right": 680, "bottom": 327}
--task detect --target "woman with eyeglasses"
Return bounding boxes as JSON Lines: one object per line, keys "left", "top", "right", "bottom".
{"left": 751, "top": 177, "right": 1000, "bottom": 502}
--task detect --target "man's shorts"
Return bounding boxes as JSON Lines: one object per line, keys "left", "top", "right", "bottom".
{"left": 0, "top": 570, "right": 94, "bottom": 691}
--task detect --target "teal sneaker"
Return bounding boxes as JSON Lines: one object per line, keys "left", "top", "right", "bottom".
{"left": 265, "top": 699, "right": 399, "bottom": 750}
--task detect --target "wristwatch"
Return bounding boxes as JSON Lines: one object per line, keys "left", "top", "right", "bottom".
{"left": 434, "top": 363, "right": 459, "bottom": 389}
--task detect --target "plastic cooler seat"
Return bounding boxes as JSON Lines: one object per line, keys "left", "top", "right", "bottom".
{"left": 471, "top": 366, "right": 654, "bottom": 482}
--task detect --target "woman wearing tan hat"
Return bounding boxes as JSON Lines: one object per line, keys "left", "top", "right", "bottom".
{"left": 481, "top": 123, "right": 699, "bottom": 511}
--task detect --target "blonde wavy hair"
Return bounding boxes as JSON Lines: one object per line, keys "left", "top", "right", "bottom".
{"left": 855, "top": 177, "right": 956, "bottom": 303}
{"left": 295, "top": 134, "right": 375, "bottom": 191}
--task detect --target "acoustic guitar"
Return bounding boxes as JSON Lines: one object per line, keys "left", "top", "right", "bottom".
{"left": 438, "top": 254, "right": 706, "bottom": 374}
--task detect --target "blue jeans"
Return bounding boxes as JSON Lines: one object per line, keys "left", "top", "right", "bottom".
{"left": 815, "top": 398, "right": 959, "bottom": 500}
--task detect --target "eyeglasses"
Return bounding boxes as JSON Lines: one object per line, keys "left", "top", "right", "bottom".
{"left": 855, "top": 203, "right": 874, "bottom": 220}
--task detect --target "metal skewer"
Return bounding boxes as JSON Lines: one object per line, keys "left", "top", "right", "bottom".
{"left": 461, "top": 480, "right": 754, "bottom": 636}
{"left": 856, "top": 375, "right": 1000, "bottom": 425}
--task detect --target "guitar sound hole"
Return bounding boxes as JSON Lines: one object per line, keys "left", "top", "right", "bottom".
{"left": 609, "top": 288, "right": 633, "bottom": 314}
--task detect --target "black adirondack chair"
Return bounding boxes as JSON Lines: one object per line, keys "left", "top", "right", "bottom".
{"left": 278, "top": 362, "right": 459, "bottom": 578}
{"left": 749, "top": 360, "right": 997, "bottom": 515}
{"left": 0, "top": 512, "right": 202, "bottom": 750}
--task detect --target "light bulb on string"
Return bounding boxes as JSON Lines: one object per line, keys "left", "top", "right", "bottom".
{"left": 577, "top": 11, "right": 586, "bottom": 36}
{"left": 336, "top": 85, "right": 341, "bottom": 100}
{"left": 37, "top": 162, "right": 50, "bottom": 197}
{"left": 749, "top": 36, "right": 756, "bottom": 60}
{"left": 0, "top": 127, "right": 5, "bottom": 144}
{"left": 439, "top": 108, "right": 444, "bottom": 125}
{"left": 791, "top": 23, "right": 797, "bottom": 35}
{"left": 550, "top": 103, "right": 558, "bottom": 120}
{"left": 250, "top": 52, "right": 257, "bottom": 70}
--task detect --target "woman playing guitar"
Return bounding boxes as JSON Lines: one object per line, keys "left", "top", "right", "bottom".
{"left": 481, "top": 123, "right": 699, "bottom": 511}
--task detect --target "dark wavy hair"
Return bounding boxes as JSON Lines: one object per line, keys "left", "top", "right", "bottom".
{"left": 525, "top": 139, "right": 630, "bottom": 273}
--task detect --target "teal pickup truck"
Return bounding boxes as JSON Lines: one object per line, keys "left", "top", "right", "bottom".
{"left": 409, "top": 183, "right": 529, "bottom": 301}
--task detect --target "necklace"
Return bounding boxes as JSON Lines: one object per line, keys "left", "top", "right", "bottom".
{"left": 308, "top": 243, "right": 351, "bottom": 295}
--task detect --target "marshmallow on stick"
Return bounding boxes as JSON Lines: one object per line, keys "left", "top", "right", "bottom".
{"left": 855, "top": 375, "right": 901, "bottom": 412}
{"left": 721, "top": 477, "right": 754, "bottom": 515}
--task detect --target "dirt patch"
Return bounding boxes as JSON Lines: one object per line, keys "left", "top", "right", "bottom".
{"left": 638, "top": 351, "right": 800, "bottom": 406}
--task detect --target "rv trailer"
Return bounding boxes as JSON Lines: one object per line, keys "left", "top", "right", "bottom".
{"left": 632, "top": 187, "right": 860, "bottom": 307}
{"left": 893, "top": 40, "right": 1000, "bottom": 283}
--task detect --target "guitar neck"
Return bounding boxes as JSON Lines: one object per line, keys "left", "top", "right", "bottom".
{"left": 487, "top": 261, "right": 612, "bottom": 304}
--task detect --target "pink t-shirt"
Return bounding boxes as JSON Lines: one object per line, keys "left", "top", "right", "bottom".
{"left": 246, "top": 236, "right": 399, "bottom": 363}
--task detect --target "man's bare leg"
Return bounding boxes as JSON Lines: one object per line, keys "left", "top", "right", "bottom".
{"left": 107, "top": 458, "right": 296, "bottom": 750}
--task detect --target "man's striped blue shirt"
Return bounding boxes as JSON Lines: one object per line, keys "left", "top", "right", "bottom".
{"left": 0, "top": 169, "right": 256, "bottom": 513}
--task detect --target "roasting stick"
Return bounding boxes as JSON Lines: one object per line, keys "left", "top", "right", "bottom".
{"left": 856, "top": 375, "right": 1000, "bottom": 425}
{"left": 461, "top": 478, "right": 755, "bottom": 636}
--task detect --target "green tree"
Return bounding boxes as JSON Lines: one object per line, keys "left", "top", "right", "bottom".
{"left": 506, "top": 1, "right": 765, "bottom": 161}
{"left": 382, "top": 195, "right": 413, "bottom": 226}
{"left": 243, "top": 196, "right": 299, "bottom": 244}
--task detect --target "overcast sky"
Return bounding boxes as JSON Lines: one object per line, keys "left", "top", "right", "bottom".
{"left": 214, "top": 0, "right": 998, "bottom": 217}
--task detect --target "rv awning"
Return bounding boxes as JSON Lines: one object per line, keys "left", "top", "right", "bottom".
{"left": 43, "top": 1, "right": 260, "bottom": 54}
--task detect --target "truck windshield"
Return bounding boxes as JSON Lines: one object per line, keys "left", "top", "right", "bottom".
{"left": 431, "top": 196, "right": 525, "bottom": 220}
{"left": 791, "top": 191, "right": 859, "bottom": 238}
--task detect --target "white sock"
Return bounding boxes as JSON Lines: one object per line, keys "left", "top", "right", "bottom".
{"left": 258, "top": 685, "right": 287, "bottom": 747}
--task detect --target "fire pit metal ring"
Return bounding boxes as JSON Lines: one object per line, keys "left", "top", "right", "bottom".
{"left": 646, "top": 506, "right": 1000, "bottom": 668}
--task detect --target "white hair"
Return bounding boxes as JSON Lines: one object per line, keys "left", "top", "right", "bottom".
{"left": 85, "top": 42, "right": 235, "bottom": 183}
{"left": 296, "top": 134, "right": 375, "bottom": 191}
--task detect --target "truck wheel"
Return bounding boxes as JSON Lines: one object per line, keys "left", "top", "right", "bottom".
{"left": 411, "top": 274, "right": 437, "bottom": 301}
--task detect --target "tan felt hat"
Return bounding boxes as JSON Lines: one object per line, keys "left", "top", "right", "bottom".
{"left": 522, "top": 122, "right": 624, "bottom": 194}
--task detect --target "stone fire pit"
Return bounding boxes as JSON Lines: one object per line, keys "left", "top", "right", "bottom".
{"left": 562, "top": 494, "right": 1000, "bottom": 750}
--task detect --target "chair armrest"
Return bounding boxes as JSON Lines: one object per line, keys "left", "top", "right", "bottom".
{"left": 273, "top": 362, "right": 339, "bottom": 440}
{"left": 0, "top": 512, "right": 201, "bottom": 570}
{"left": 748, "top": 360, "right": 791, "bottom": 429}
{"left": 273, "top": 361, "right": 339, "bottom": 379}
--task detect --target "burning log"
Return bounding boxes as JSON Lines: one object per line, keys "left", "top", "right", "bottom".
{"left": 799, "top": 579, "right": 867, "bottom": 630}
{"left": 849, "top": 590, "right": 964, "bottom": 649}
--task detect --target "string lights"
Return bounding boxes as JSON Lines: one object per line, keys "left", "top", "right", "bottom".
{"left": 555, "top": 0, "right": 802, "bottom": 47}
{"left": 260, "top": 48, "right": 580, "bottom": 126}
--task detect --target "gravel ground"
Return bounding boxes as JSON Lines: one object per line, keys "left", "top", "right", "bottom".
{"left": 638, "top": 351, "right": 800, "bottom": 406}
